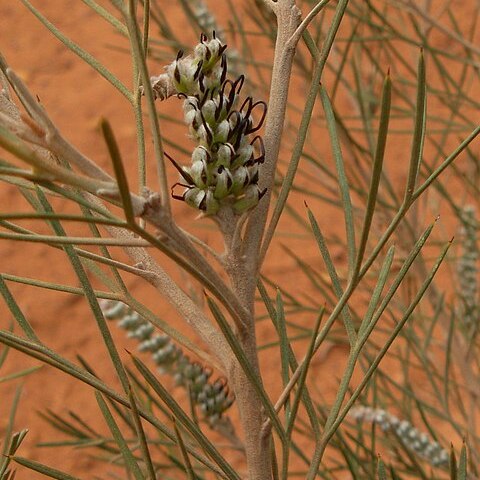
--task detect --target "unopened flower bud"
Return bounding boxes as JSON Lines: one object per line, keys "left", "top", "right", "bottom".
{"left": 233, "top": 185, "right": 265, "bottom": 214}
{"left": 188, "top": 160, "right": 209, "bottom": 188}
{"left": 231, "top": 166, "right": 249, "bottom": 195}
{"left": 232, "top": 142, "right": 253, "bottom": 168}
{"left": 192, "top": 145, "right": 211, "bottom": 164}
{"left": 184, "top": 100, "right": 200, "bottom": 125}
{"left": 214, "top": 166, "right": 233, "bottom": 199}
{"left": 214, "top": 119, "right": 230, "bottom": 143}
{"left": 184, "top": 187, "right": 206, "bottom": 209}
{"left": 216, "top": 143, "right": 234, "bottom": 168}
{"left": 204, "top": 189, "right": 220, "bottom": 214}
{"left": 201, "top": 99, "right": 217, "bottom": 124}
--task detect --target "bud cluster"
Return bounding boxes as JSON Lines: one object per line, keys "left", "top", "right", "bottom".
{"left": 154, "top": 33, "right": 267, "bottom": 215}
{"left": 457, "top": 205, "right": 479, "bottom": 327}
{"left": 350, "top": 406, "right": 449, "bottom": 467}
{"left": 101, "top": 300, "right": 234, "bottom": 425}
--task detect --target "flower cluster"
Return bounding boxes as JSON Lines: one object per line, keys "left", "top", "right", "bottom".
{"left": 457, "top": 205, "right": 479, "bottom": 327}
{"left": 101, "top": 300, "right": 234, "bottom": 425}
{"left": 350, "top": 406, "right": 449, "bottom": 467}
{"left": 152, "top": 33, "right": 267, "bottom": 215}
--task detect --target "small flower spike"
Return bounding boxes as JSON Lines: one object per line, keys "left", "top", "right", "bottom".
{"left": 151, "top": 34, "right": 267, "bottom": 216}
{"left": 101, "top": 300, "right": 235, "bottom": 426}
{"left": 350, "top": 406, "right": 449, "bottom": 468}
{"left": 457, "top": 205, "right": 479, "bottom": 327}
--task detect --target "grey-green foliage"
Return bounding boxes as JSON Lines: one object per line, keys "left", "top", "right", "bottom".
{"left": 0, "top": 0, "right": 478, "bottom": 478}
{"left": 0, "top": 340, "right": 39, "bottom": 480}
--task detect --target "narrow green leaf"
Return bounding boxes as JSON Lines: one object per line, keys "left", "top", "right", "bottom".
{"left": 357, "top": 246, "right": 395, "bottom": 338}
{"left": 81, "top": 0, "right": 128, "bottom": 35}
{"left": 286, "top": 311, "right": 322, "bottom": 436}
{"left": 450, "top": 443, "right": 457, "bottom": 480}
{"left": 77, "top": 201, "right": 128, "bottom": 297}
{"left": 354, "top": 72, "right": 392, "bottom": 277}
{"left": 0, "top": 275, "right": 39, "bottom": 342}
{"left": 259, "top": 0, "right": 350, "bottom": 262}
{"left": 444, "top": 309, "right": 455, "bottom": 410}
{"left": 458, "top": 442, "right": 467, "bottom": 480}
{"left": 8, "top": 430, "right": 29, "bottom": 458}
{"left": 127, "top": 387, "right": 157, "bottom": 480}
{"left": 275, "top": 291, "right": 291, "bottom": 410}
{"left": 11, "top": 456, "right": 81, "bottom": 480}
{"left": 343, "top": 237, "right": 451, "bottom": 429}
{"left": 0, "top": 231, "right": 145, "bottom": 246}
{"left": 351, "top": 53, "right": 376, "bottom": 156}
{"left": 75, "top": 357, "right": 136, "bottom": 434}
{"left": 126, "top": 366, "right": 171, "bottom": 418}
{"left": 0, "top": 391, "right": 26, "bottom": 478}
{"left": 320, "top": 84, "right": 356, "bottom": 276}
{"left": 308, "top": 226, "right": 450, "bottom": 476}
{"left": 100, "top": 118, "right": 135, "bottom": 223}
{"left": 270, "top": 436, "right": 280, "bottom": 480}
{"left": 1, "top": 271, "right": 204, "bottom": 366}
{"left": 356, "top": 222, "right": 435, "bottom": 351}
{"left": 0, "top": 365, "right": 42, "bottom": 384}
{"left": 306, "top": 206, "right": 356, "bottom": 344}
{"left": 123, "top": 0, "right": 169, "bottom": 208}
{"left": 95, "top": 391, "right": 144, "bottom": 480}
{"left": 172, "top": 419, "right": 196, "bottom": 480}
{"left": 0, "top": 342, "right": 9, "bottom": 369}
{"left": 377, "top": 455, "right": 387, "bottom": 480}
{"left": 413, "top": 125, "right": 479, "bottom": 199}
{"left": 68, "top": 411, "right": 102, "bottom": 438}
{"left": 0, "top": 212, "right": 126, "bottom": 227}
{"left": 0, "top": 125, "right": 111, "bottom": 194}
{"left": 39, "top": 410, "right": 91, "bottom": 441}
{"left": 280, "top": 308, "right": 322, "bottom": 480}
{"left": 404, "top": 50, "right": 426, "bottom": 202}
{"left": 1, "top": 273, "right": 118, "bottom": 300}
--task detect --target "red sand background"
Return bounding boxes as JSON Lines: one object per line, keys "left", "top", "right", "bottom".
{"left": 0, "top": 1, "right": 477, "bottom": 478}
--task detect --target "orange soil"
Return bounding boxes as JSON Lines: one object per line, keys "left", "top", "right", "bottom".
{"left": 0, "top": 1, "right": 477, "bottom": 479}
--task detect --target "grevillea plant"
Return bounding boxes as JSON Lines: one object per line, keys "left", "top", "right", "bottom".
{"left": 0, "top": 1, "right": 478, "bottom": 479}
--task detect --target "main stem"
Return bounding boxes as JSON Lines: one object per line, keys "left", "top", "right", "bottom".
{"left": 225, "top": 4, "right": 302, "bottom": 478}
{"left": 243, "top": 1, "right": 302, "bottom": 281}
{"left": 229, "top": 263, "right": 271, "bottom": 480}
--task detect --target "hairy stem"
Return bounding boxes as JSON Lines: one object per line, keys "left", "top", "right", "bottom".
{"left": 243, "top": 2, "right": 302, "bottom": 287}
{"left": 225, "top": 2, "right": 303, "bottom": 478}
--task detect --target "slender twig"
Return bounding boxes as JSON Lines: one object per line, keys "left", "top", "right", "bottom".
{"left": 0, "top": 231, "right": 149, "bottom": 247}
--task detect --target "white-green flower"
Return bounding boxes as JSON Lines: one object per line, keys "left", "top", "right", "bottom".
{"left": 153, "top": 33, "right": 267, "bottom": 216}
